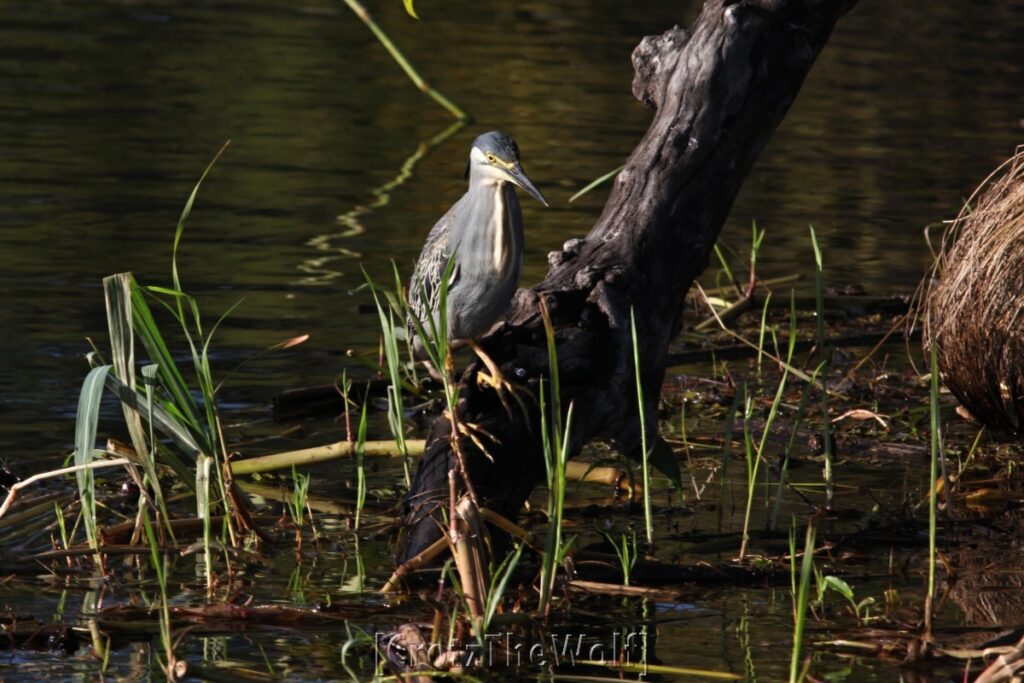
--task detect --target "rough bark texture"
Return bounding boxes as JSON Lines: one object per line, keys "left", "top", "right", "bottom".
{"left": 399, "top": 0, "right": 857, "bottom": 563}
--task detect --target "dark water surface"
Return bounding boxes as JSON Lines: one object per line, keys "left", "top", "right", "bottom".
{"left": 2, "top": 0, "right": 1022, "bottom": 460}
{"left": 1, "top": 1, "right": 1023, "bottom": 680}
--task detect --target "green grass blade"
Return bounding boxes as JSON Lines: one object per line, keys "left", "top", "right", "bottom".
{"left": 354, "top": 397, "right": 369, "bottom": 530}
{"left": 770, "top": 364, "right": 825, "bottom": 531}
{"left": 365, "top": 268, "right": 411, "bottom": 486}
{"left": 790, "top": 520, "right": 817, "bottom": 682}
{"left": 569, "top": 164, "right": 624, "bottom": 203}
{"left": 630, "top": 307, "right": 653, "bottom": 546}
{"left": 809, "top": 226, "right": 826, "bottom": 354}
{"left": 104, "top": 274, "right": 168, "bottom": 513}
{"left": 539, "top": 299, "right": 563, "bottom": 452}
{"left": 74, "top": 365, "right": 113, "bottom": 563}
{"left": 379, "top": 274, "right": 414, "bottom": 482}
{"left": 713, "top": 242, "right": 739, "bottom": 295}
{"left": 537, "top": 381, "right": 556, "bottom": 614}
{"left": 197, "top": 453, "right": 214, "bottom": 592}
{"left": 141, "top": 364, "right": 176, "bottom": 539}
{"left": 717, "top": 383, "right": 743, "bottom": 533}
{"left": 130, "top": 283, "right": 206, "bottom": 447}
{"left": 809, "top": 227, "right": 834, "bottom": 508}
{"left": 203, "top": 297, "right": 245, "bottom": 393}
{"left": 104, "top": 274, "right": 146, "bottom": 453}
{"left": 342, "top": 0, "right": 467, "bottom": 120}
{"left": 756, "top": 291, "right": 772, "bottom": 376}
{"left": 172, "top": 142, "right": 230, "bottom": 297}
{"left": 103, "top": 373, "right": 201, "bottom": 483}
{"left": 740, "top": 361, "right": 791, "bottom": 560}
{"left": 926, "top": 341, "right": 941, "bottom": 631}
{"left": 482, "top": 542, "right": 524, "bottom": 633}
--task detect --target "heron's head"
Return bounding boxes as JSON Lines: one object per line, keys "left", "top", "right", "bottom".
{"left": 468, "top": 131, "right": 548, "bottom": 206}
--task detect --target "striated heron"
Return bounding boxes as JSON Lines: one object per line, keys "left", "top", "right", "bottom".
{"left": 408, "top": 131, "right": 547, "bottom": 402}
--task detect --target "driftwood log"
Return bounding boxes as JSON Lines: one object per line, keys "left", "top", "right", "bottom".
{"left": 399, "top": 0, "right": 858, "bottom": 563}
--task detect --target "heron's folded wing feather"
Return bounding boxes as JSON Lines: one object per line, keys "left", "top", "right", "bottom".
{"left": 409, "top": 206, "right": 460, "bottom": 327}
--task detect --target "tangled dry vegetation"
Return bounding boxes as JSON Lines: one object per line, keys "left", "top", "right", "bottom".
{"left": 923, "top": 146, "right": 1024, "bottom": 435}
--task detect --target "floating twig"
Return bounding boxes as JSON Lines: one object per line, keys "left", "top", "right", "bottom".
{"left": 0, "top": 457, "right": 130, "bottom": 521}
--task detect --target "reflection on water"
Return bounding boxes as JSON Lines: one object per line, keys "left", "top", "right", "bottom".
{"left": 1, "top": 0, "right": 1021, "bottom": 473}
{"left": 1, "top": 2, "right": 1022, "bottom": 678}
{"left": 0, "top": 0, "right": 1021, "bottom": 538}
{"left": 0, "top": 0, "right": 1020, "bottom": 462}
{"left": 297, "top": 119, "right": 466, "bottom": 286}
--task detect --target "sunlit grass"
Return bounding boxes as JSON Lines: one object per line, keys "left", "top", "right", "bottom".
{"left": 630, "top": 307, "right": 654, "bottom": 546}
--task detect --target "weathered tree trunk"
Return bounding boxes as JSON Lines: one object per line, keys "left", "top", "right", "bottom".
{"left": 399, "top": 0, "right": 857, "bottom": 563}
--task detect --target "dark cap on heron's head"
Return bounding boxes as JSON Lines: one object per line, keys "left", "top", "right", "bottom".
{"left": 471, "top": 131, "right": 521, "bottom": 161}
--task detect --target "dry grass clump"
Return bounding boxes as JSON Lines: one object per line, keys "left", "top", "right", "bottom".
{"left": 922, "top": 147, "right": 1024, "bottom": 435}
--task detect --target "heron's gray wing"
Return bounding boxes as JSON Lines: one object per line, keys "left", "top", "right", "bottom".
{"left": 408, "top": 206, "right": 461, "bottom": 337}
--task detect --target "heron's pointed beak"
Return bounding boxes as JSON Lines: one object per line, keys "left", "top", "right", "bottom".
{"left": 507, "top": 163, "right": 548, "bottom": 207}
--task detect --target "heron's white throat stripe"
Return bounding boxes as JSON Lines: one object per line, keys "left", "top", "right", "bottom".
{"left": 492, "top": 188, "right": 506, "bottom": 271}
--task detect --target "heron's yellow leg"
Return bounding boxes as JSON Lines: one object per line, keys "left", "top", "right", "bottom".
{"left": 468, "top": 340, "right": 533, "bottom": 422}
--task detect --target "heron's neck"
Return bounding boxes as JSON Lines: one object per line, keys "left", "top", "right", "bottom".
{"left": 468, "top": 161, "right": 511, "bottom": 188}
{"left": 459, "top": 178, "right": 518, "bottom": 276}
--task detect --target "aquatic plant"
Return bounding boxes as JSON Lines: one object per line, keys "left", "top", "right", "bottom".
{"left": 536, "top": 322, "right": 575, "bottom": 614}
{"left": 789, "top": 517, "right": 816, "bottom": 683}
{"left": 809, "top": 226, "right": 835, "bottom": 508}
{"left": 922, "top": 147, "right": 1024, "bottom": 434}
{"left": 629, "top": 307, "right": 655, "bottom": 547}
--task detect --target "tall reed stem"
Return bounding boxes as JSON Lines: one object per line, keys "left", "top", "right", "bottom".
{"left": 630, "top": 308, "right": 654, "bottom": 546}
{"left": 342, "top": 0, "right": 469, "bottom": 121}
{"left": 809, "top": 227, "right": 834, "bottom": 508}
{"left": 924, "top": 341, "right": 941, "bottom": 633}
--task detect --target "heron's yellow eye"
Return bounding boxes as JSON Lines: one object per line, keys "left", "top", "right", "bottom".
{"left": 485, "top": 153, "right": 497, "bottom": 164}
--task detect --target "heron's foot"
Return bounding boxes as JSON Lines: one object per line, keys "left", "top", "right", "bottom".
{"left": 476, "top": 368, "right": 533, "bottom": 422}
{"left": 442, "top": 409, "right": 500, "bottom": 461}
{"left": 468, "top": 340, "right": 534, "bottom": 423}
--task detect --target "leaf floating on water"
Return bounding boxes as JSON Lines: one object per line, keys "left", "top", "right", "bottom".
{"left": 271, "top": 334, "right": 310, "bottom": 350}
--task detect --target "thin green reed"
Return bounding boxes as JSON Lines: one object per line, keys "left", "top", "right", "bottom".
{"left": 73, "top": 364, "right": 112, "bottom": 571}
{"left": 391, "top": 264, "right": 422, "bottom": 390}
{"left": 104, "top": 274, "right": 168, "bottom": 522}
{"left": 141, "top": 363, "right": 176, "bottom": 538}
{"left": 717, "top": 385, "right": 744, "bottom": 534}
{"left": 367, "top": 267, "right": 412, "bottom": 487}
{"left": 770, "top": 365, "right": 825, "bottom": 531}
{"left": 196, "top": 454, "right": 214, "bottom": 593}
{"left": 288, "top": 466, "right": 311, "bottom": 531}
{"left": 713, "top": 243, "right": 740, "bottom": 295}
{"left": 770, "top": 293, "right": 823, "bottom": 531}
{"left": 354, "top": 397, "right": 369, "bottom": 531}
{"left": 630, "top": 307, "right": 654, "bottom": 546}
{"left": 738, "top": 296, "right": 796, "bottom": 560}
{"left": 925, "top": 341, "right": 941, "bottom": 631}
{"left": 809, "top": 226, "right": 834, "bottom": 508}
{"left": 142, "top": 508, "right": 175, "bottom": 679}
{"left": 479, "top": 542, "right": 525, "bottom": 644}
{"left": 601, "top": 529, "right": 638, "bottom": 586}
{"left": 538, "top": 300, "right": 573, "bottom": 615}
{"left": 540, "top": 300, "right": 563, "bottom": 446}
{"left": 407, "top": 253, "right": 460, "bottom": 413}
{"left": 789, "top": 517, "right": 816, "bottom": 683}
{"left": 757, "top": 291, "right": 772, "bottom": 378}
{"left": 341, "top": 0, "right": 469, "bottom": 121}
{"left": 749, "top": 221, "right": 765, "bottom": 286}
